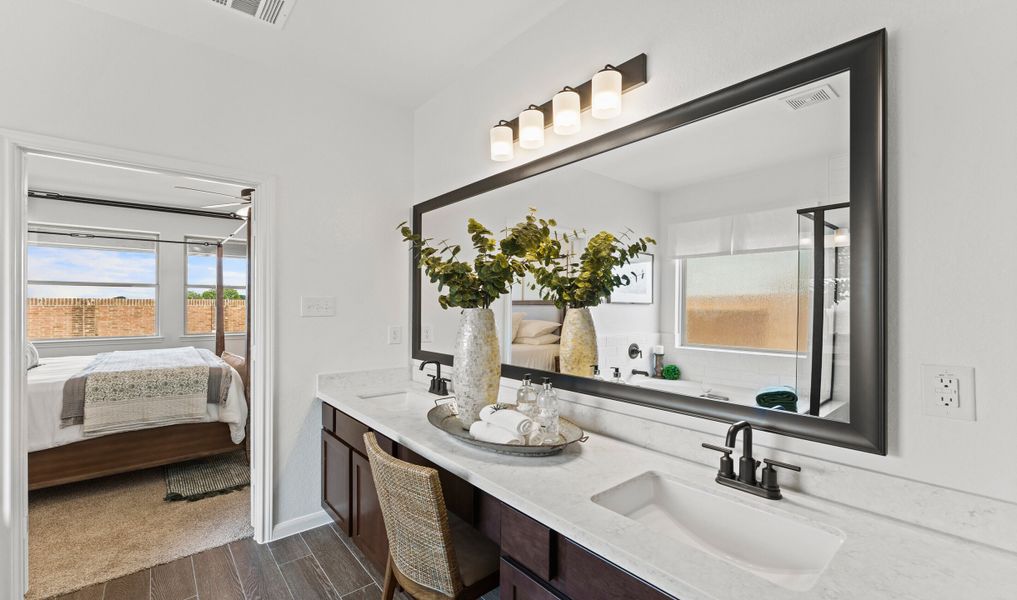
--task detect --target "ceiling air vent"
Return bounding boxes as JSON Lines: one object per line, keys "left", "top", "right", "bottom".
{"left": 209, "top": 0, "right": 296, "bottom": 28}
{"left": 780, "top": 84, "right": 839, "bottom": 111}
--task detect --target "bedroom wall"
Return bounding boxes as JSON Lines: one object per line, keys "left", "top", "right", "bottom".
{"left": 413, "top": 0, "right": 1017, "bottom": 505}
{"left": 27, "top": 197, "right": 248, "bottom": 358}
{"left": 1, "top": 0, "right": 413, "bottom": 527}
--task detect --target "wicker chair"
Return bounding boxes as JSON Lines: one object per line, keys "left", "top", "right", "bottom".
{"left": 363, "top": 432, "right": 500, "bottom": 600}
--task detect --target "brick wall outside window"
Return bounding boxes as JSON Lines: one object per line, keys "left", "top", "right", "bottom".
{"left": 27, "top": 298, "right": 246, "bottom": 340}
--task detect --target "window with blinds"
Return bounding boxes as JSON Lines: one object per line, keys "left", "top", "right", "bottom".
{"left": 27, "top": 225, "right": 159, "bottom": 340}
{"left": 184, "top": 237, "right": 248, "bottom": 335}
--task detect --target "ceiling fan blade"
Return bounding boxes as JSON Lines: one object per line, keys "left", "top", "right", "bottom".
{"left": 175, "top": 185, "right": 249, "bottom": 200}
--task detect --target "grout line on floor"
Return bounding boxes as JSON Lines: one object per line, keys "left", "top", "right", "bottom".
{"left": 190, "top": 555, "right": 199, "bottom": 600}
{"left": 299, "top": 531, "right": 342, "bottom": 597}
{"left": 225, "top": 541, "right": 242, "bottom": 593}
{"left": 330, "top": 526, "right": 376, "bottom": 586}
{"left": 148, "top": 568, "right": 153, "bottom": 600}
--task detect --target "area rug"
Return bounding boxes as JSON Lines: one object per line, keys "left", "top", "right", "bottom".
{"left": 165, "top": 450, "right": 250, "bottom": 501}
{"left": 27, "top": 467, "right": 253, "bottom": 600}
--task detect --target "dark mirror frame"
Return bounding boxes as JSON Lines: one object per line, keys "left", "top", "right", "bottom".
{"left": 411, "top": 30, "right": 886, "bottom": 454}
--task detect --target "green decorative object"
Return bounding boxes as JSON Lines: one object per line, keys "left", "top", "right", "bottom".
{"left": 662, "top": 364, "right": 681, "bottom": 381}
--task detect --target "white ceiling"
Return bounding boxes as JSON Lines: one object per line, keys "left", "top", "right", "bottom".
{"left": 579, "top": 72, "right": 850, "bottom": 193}
{"left": 27, "top": 153, "right": 252, "bottom": 215}
{"left": 64, "top": 0, "right": 567, "bottom": 108}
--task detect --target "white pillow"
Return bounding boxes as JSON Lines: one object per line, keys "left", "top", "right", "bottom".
{"left": 516, "top": 319, "right": 560, "bottom": 338}
{"left": 25, "top": 342, "right": 40, "bottom": 370}
{"left": 515, "top": 333, "right": 560, "bottom": 346}
{"left": 511, "top": 312, "right": 526, "bottom": 342}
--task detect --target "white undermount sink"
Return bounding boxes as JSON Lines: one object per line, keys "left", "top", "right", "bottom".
{"left": 356, "top": 389, "right": 426, "bottom": 411}
{"left": 592, "top": 471, "right": 845, "bottom": 591}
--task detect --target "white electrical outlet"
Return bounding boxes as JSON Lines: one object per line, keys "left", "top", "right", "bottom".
{"left": 300, "top": 296, "right": 336, "bottom": 317}
{"left": 388, "top": 326, "right": 403, "bottom": 345}
{"left": 923, "top": 364, "right": 975, "bottom": 420}
{"left": 421, "top": 324, "right": 434, "bottom": 343}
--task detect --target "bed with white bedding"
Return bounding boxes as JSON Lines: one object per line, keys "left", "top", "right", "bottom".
{"left": 510, "top": 342, "right": 560, "bottom": 372}
{"left": 27, "top": 348, "right": 249, "bottom": 490}
{"left": 27, "top": 354, "right": 247, "bottom": 453}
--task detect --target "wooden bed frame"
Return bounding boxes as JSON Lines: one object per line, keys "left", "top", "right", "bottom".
{"left": 28, "top": 422, "right": 242, "bottom": 491}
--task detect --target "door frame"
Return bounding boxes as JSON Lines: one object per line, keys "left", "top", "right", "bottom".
{"left": 0, "top": 129, "right": 277, "bottom": 599}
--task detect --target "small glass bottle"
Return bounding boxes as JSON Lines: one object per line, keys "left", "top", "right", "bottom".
{"left": 515, "top": 373, "right": 537, "bottom": 417}
{"left": 536, "top": 377, "right": 560, "bottom": 441}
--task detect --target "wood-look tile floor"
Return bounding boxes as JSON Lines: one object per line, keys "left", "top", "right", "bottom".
{"left": 48, "top": 523, "right": 501, "bottom": 600}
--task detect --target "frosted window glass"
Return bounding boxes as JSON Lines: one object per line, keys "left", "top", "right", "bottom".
{"left": 684, "top": 251, "right": 799, "bottom": 351}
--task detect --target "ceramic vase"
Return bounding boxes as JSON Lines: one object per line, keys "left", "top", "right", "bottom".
{"left": 452, "top": 307, "right": 501, "bottom": 428}
{"left": 559, "top": 307, "right": 598, "bottom": 377}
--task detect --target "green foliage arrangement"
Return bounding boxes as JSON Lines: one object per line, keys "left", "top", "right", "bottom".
{"left": 662, "top": 364, "right": 681, "bottom": 381}
{"left": 516, "top": 213, "right": 656, "bottom": 310}
{"left": 398, "top": 213, "right": 553, "bottom": 310}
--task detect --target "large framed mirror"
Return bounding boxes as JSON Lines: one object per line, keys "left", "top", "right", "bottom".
{"left": 412, "top": 30, "right": 885, "bottom": 454}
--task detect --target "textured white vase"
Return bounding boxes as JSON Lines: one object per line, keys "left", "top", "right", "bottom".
{"left": 559, "top": 307, "right": 598, "bottom": 377}
{"left": 452, "top": 308, "right": 501, "bottom": 429}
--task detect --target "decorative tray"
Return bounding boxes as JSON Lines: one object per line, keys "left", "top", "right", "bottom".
{"left": 426, "top": 401, "right": 587, "bottom": 457}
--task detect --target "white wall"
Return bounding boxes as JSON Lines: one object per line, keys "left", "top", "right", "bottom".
{"left": 414, "top": 0, "right": 1017, "bottom": 504}
{"left": 1, "top": 0, "right": 414, "bottom": 525}
{"left": 27, "top": 197, "right": 247, "bottom": 357}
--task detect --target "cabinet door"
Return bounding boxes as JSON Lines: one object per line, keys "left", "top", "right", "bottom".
{"left": 321, "top": 431, "right": 351, "bottom": 535}
{"left": 500, "top": 559, "right": 562, "bottom": 600}
{"left": 351, "top": 451, "right": 389, "bottom": 571}
{"left": 557, "top": 539, "right": 675, "bottom": 600}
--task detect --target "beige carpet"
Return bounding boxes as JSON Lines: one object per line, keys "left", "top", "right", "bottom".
{"left": 27, "top": 467, "right": 253, "bottom": 600}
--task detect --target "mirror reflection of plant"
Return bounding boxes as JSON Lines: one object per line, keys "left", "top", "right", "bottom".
{"left": 518, "top": 214, "right": 655, "bottom": 310}
{"left": 399, "top": 214, "right": 548, "bottom": 309}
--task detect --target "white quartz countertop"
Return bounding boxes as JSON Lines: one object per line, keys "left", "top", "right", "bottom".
{"left": 317, "top": 375, "right": 1017, "bottom": 600}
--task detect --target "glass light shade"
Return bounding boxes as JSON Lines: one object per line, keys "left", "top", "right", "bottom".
{"left": 552, "top": 88, "right": 581, "bottom": 135}
{"left": 518, "top": 105, "right": 545, "bottom": 149}
{"left": 592, "top": 67, "right": 622, "bottom": 119}
{"left": 489, "top": 122, "right": 514, "bottom": 162}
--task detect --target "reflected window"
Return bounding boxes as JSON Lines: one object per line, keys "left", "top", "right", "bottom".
{"left": 679, "top": 250, "right": 800, "bottom": 352}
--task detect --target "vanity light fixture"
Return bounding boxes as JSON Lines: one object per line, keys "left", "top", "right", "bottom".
{"left": 592, "top": 65, "right": 623, "bottom": 119}
{"left": 519, "top": 105, "right": 546, "bottom": 149}
{"left": 552, "top": 86, "right": 582, "bottom": 135}
{"left": 490, "top": 120, "right": 514, "bottom": 162}
{"left": 486, "top": 53, "right": 647, "bottom": 161}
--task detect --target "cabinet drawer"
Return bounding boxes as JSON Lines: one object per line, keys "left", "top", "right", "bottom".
{"left": 558, "top": 539, "right": 675, "bottom": 600}
{"left": 501, "top": 506, "right": 554, "bottom": 581}
{"left": 500, "top": 558, "right": 561, "bottom": 600}
{"left": 334, "top": 410, "right": 370, "bottom": 453}
{"left": 321, "top": 403, "right": 335, "bottom": 434}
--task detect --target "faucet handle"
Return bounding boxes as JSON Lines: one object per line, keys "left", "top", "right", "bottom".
{"left": 763, "top": 458, "right": 801, "bottom": 472}
{"left": 701, "top": 443, "right": 736, "bottom": 479}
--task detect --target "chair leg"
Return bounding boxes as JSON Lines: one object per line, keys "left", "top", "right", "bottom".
{"left": 382, "top": 557, "right": 398, "bottom": 600}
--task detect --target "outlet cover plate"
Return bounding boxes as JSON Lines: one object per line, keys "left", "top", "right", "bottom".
{"left": 300, "top": 296, "right": 336, "bottom": 317}
{"left": 922, "top": 364, "right": 976, "bottom": 420}
{"left": 388, "top": 326, "right": 403, "bottom": 345}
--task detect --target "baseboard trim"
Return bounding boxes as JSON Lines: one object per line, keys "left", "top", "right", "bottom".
{"left": 270, "top": 510, "right": 333, "bottom": 541}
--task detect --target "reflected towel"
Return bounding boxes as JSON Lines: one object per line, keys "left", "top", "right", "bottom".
{"left": 469, "top": 421, "right": 524, "bottom": 445}
{"left": 756, "top": 386, "right": 798, "bottom": 411}
{"left": 479, "top": 405, "right": 534, "bottom": 435}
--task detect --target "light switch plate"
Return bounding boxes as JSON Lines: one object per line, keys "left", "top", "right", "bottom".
{"left": 922, "top": 364, "right": 976, "bottom": 420}
{"left": 300, "top": 296, "right": 336, "bottom": 317}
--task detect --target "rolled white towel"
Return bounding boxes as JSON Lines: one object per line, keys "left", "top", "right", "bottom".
{"left": 469, "top": 421, "right": 524, "bottom": 445}
{"left": 479, "top": 405, "right": 534, "bottom": 435}
{"left": 526, "top": 430, "right": 546, "bottom": 446}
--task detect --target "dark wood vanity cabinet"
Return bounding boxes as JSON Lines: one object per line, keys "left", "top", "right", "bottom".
{"left": 320, "top": 404, "right": 676, "bottom": 599}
